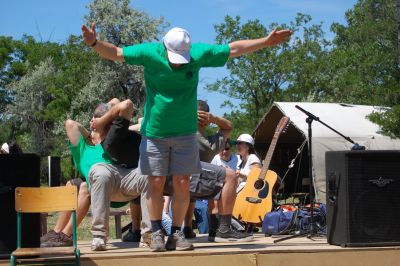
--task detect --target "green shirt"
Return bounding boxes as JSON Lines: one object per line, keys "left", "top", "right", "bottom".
{"left": 123, "top": 42, "right": 230, "bottom": 138}
{"left": 68, "top": 135, "right": 113, "bottom": 181}
{"left": 69, "top": 136, "right": 126, "bottom": 208}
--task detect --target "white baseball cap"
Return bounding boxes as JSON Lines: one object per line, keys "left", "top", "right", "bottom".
{"left": 237, "top": 134, "right": 254, "bottom": 145}
{"left": 163, "top": 27, "right": 191, "bottom": 64}
{"left": 1, "top": 142, "right": 9, "bottom": 154}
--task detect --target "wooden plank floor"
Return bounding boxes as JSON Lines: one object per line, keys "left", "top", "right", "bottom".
{"left": 77, "top": 233, "right": 399, "bottom": 258}
{"left": 2, "top": 234, "right": 400, "bottom": 266}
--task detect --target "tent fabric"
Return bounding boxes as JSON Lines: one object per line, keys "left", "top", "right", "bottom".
{"left": 252, "top": 102, "right": 400, "bottom": 203}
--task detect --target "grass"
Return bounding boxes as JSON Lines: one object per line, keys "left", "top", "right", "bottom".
{"left": 46, "top": 208, "right": 133, "bottom": 240}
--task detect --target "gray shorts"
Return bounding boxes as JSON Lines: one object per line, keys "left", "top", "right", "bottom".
{"left": 164, "top": 161, "right": 226, "bottom": 200}
{"left": 139, "top": 134, "right": 201, "bottom": 176}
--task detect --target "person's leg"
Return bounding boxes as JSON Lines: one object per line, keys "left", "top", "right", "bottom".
{"left": 183, "top": 200, "right": 196, "bottom": 238}
{"left": 41, "top": 179, "right": 87, "bottom": 247}
{"left": 130, "top": 202, "right": 142, "bottom": 231}
{"left": 170, "top": 175, "right": 191, "bottom": 232}
{"left": 215, "top": 168, "right": 253, "bottom": 242}
{"left": 139, "top": 135, "right": 170, "bottom": 251}
{"left": 165, "top": 134, "right": 201, "bottom": 251}
{"left": 53, "top": 181, "right": 74, "bottom": 233}
{"left": 88, "top": 163, "right": 118, "bottom": 251}
{"left": 62, "top": 182, "right": 90, "bottom": 236}
{"left": 217, "top": 168, "right": 237, "bottom": 215}
{"left": 208, "top": 200, "right": 219, "bottom": 241}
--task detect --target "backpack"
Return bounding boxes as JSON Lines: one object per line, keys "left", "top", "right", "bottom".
{"left": 262, "top": 204, "right": 327, "bottom": 235}
{"left": 262, "top": 205, "right": 298, "bottom": 235}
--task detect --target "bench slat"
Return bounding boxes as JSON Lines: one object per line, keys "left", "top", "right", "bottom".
{"left": 12, "top": 247, "right": 75, "bottom": 257}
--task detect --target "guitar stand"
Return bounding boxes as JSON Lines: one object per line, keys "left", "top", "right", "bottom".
{"left": 274, "top": 105, "right": 363, "bottom": 244}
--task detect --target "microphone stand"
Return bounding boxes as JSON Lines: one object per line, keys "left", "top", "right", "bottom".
{"left": 274, "top": 105, "right": 364, "bottom": 243}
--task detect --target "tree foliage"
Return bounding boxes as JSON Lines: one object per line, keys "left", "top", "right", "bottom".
{"left": 208, "top": 0, "right": 400, "bottom": 137}
{"left": 208, "top": 13, "right": 329, "bottom": 135}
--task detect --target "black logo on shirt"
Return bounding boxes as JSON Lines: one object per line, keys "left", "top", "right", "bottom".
{"left": 186, "top": 71, "right": 193, "bottom": 79}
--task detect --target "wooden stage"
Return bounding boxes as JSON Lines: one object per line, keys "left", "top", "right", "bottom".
{"left": 1, "top": 234, "right": 400, "bottom": 266}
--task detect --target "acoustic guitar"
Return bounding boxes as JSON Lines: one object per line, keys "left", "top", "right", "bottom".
{"left": 233, "top": 116, "right": 290, "bottom": 224}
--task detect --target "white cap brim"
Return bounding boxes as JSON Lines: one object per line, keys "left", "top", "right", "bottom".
{"left": 166, "top": 49, "right": 191, "bottom": 64}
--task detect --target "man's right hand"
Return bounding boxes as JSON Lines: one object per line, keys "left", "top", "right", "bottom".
{"left": 81, "top": 22, "right": 97, "bottom": 46}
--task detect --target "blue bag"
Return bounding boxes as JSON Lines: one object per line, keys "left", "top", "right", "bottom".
{"left": 297, "top": 204, "right": 327, "bottom": 235}
{"left": 262, "top": 207, "right": 297, "bottom": 235}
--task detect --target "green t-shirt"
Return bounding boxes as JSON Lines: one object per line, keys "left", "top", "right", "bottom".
{"left": 68, "top": 136, "right": 128, "bottom": 208}
{"left": 68, "top": 135, "right": 113, "bottom": 181}
{"left": 123, "top": 42, "right": 230, "bottom": 138}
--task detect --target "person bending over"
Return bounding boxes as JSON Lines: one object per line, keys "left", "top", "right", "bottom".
{"left": 83, "top": 24, "right": 291, "bottom": 251}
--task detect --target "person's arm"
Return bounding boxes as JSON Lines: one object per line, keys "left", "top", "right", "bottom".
{"left": 92, "top": 99, "right": 135, "bottom": 132}
{"left": 65, "top": 119, "right": 90, "bottom": 146}
{"left": 81, "top": 23, "right": 125, "bottom": 62}
{"left": 229, "top": 29, "right": 292, "bottom": 58}
{"left": 198, "top": 111, "right": 233, "bottom": 139}
{"left": 128, "top": 117, "right": 142, "bottom": 132}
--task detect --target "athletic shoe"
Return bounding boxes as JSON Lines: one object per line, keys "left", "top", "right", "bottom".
{"left": 40, "top": 230, "right": 59, "bottom": 243}
{"left": 183, "top": 227, "right": 196, "bottom": 239}
{"left": 91, "top": 236, "right": 107, "bottom": 251}
{"left": 149, "top": 230, "right": 166, "bottom": 252}
{"left": 165, "top": 230, "right": 194, "bottom": 251}
{"left": 122, "top": 229, "right": 141, "bottom": 242}
{"left": 140, "top": 231, "right": 152, "bottom": 248}
{"left": 40, "top": 232, "right": 72, "bottom": 247}
{"left": 214, "top": 229, "right": 254, "bottom": 243}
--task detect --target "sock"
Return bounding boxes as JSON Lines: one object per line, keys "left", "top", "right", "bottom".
{"left": 183, "top": 226, "right": 192, "bottom": 233}
{"left": 150, "top": 220, "right": 163, "bottom": 232}
{"left": 170, "top": 225, "right": 181, "bottom": 235}
{"left": 218, "top": 214, "right": 232, "bottom": 233}
{"left": 208, "top": 213, "right": 219, "bottom": 234}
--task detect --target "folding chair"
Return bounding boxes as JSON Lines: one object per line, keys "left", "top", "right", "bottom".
{"left": 10, "top": 186, "right": 80, "bottom": 266}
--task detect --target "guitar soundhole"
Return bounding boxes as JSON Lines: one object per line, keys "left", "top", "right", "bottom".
{"left": 254, "top": 179, "right": 264, "bottom": 190}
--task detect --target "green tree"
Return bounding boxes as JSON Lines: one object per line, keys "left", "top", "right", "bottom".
{"left": 67, "top": 0, "right": 167, "bottom": 125}
{"left": 327, "top": 0, "right": 400, "bottom": 136}
{"left": 207, "top": 14, "right": 329, "bottom": 135}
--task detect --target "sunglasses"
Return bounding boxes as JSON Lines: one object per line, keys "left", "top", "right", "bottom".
{"left": 224, "top": 147, "right": 231, "bottom": 151}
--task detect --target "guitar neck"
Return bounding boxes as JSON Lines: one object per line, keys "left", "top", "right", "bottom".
{"left": 259, "top": 135, "right": 279, "bottom": 179}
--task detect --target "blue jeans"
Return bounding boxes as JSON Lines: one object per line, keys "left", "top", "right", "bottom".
{"left": 194, "top": 200, "right": 209, "bottom": 234}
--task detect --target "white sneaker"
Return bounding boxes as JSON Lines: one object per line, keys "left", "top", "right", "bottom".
{"left": 91, "top": 237, "right": 107, "bottom": 251}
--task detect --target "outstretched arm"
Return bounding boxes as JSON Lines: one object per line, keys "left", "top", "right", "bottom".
{"left": 229, "top": 29, "right": 292, "bottom": 58}
{"left": 91, "top": 99, "right": 136, "bottom": 132}
{"left": 81, "top": 23, "right": 125, "bottom": 62}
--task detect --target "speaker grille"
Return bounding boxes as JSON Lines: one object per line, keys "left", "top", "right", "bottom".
{"left": 348, "top": 154, "right": 400, "bottom": 243}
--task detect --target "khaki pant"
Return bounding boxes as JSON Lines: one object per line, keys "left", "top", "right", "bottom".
{"left": 88, "top": 163, "right": 149, "bottom": 237}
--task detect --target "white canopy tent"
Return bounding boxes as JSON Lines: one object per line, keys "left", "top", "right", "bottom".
{"left": 252, "top": 102, "right": 400, "bottom": 203}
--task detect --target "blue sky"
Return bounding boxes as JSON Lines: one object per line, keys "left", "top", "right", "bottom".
{"left": 0, "top": 0, "right": 357, "bottom": 116}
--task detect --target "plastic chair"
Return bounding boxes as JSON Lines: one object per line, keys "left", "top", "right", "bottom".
{"left": 10, "top": 186, "right": 80, "bottom": 266}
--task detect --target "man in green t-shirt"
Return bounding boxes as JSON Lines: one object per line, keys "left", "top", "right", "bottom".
{"left": 82, "top": 24, "right": 292, "bottom": 251}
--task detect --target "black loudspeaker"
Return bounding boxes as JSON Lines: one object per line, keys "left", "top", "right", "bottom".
{"left": 326, "top": 150, "right": 400, "bottom": 247}
{"left": 0, "top": 154, "right": 41, "bottom": 257}
{"left": 48, "top": 156, "right": 61, "bottom": 187}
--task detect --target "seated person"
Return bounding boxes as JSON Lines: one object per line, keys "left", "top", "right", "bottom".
{"left": 211, "top": 139, "right": 238, "bottom": 170}
{"left": 235, "top": 134, "right": 262, "bottom": 192}
{"left": 41, "top": 101, "right": 116, "bottom": 247}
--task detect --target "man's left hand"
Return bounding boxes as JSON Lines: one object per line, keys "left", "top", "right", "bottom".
{"left": 265, "top": 29, "right": 292, "bottom": 46}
